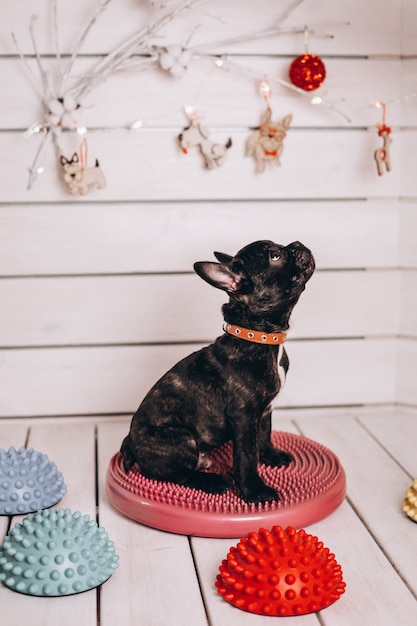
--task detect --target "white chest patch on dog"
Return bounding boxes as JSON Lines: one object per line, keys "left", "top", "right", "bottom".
{"left": 277, "top": 343, "right": 287, "bottom": 388}
{"left": 270, "top": 344, "right": 287, "bottom": 410}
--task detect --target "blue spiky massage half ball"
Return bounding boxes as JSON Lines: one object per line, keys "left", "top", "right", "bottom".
{"left": 0, "top": 447, "right": 67, "bottom": 515}
{"left": 0, "top": 508, "right": 119, "bottom": 596}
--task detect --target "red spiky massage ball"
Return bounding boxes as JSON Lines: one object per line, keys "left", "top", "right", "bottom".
{"left": 216, "top": 525, "right": 346, "bottom": 616}
{"left": 289, "top": 54, "right": 326, "bottom": 91}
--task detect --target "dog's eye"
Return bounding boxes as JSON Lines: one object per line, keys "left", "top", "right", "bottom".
{"left": 270, "top": 251, "right": 281, "bottom": 262}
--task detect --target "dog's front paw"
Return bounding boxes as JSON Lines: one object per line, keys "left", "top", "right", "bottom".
{"left": 240, "top": 478, "right": 280, "bottom": 504}
{"left": 260, "top": 447, "right": 294, "bottom": 468}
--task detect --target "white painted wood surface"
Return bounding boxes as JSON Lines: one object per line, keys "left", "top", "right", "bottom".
{"left": 0, "top": 1, "right": 416, "bottom": 412}
{"left": 2, "top": 1, "right": 417, "bottom": 623}
{"left": 0, "top": 200, "right": 399, "bottom": 276}
{"left": 0, "top": 197, "right": 403, "bottom": 417}
{"left": 1, "top": 406, "right": 417, "bottom": 626}
{"left": 0, "top": 270, "right": 399, "bottom": 346}
{"left": 0, "top": 338, "right": 397, "bottom": 417}
{"left": 2, "top": 0, "right": 404, "bottom": 56}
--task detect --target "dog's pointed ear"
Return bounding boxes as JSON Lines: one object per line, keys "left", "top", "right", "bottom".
{"left": 194, "top": 261, "right": 244, "bottom": 293}
{"left": 213, "top": 251, "right": 233, "bottom": 264}
{"left": 60, "top": 155, "right": 68, "bottom": 166}
{"left": 71, "top": 152, "right": 79, "bottom": 163}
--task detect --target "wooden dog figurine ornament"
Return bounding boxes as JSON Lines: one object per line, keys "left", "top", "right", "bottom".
{"left": 120, "top": 239, "right": 315, "bottom": 504}
{"left": 60, "top": 152, "right": 106, "bottom": 195}
{"left": 178, "top": 119, "right": 232, "bottom": 169}
{"left": 246, "top": 108, "right": 292, "bottom": 173}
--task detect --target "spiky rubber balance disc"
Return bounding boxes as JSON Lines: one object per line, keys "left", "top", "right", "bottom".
{"left": 0, "top": 508, "right": 119, "bottom": 596}
{"left": 106, "top": 431, "right": 346, "bottom": 537}
{"left": 216, "top": 525, "right": 346, "bottom": 616}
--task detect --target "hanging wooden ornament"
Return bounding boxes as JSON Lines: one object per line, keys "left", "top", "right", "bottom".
{"left": 246, "top": 80, "right": 292, "bottom": 173}
{"left": 289, "top": 26, "right": 326, "bottom": 92}
{"left": 178, "top": 109, "right": 232, "bottom": 169}
{"left": 374, "top": 102, "right": 392, "bottom": 176}
{"left": 60, "top": 138, "right": 106, "bottom": 195}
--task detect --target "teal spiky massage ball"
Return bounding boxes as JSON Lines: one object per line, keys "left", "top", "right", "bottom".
{"left": 0, "top": 508, "right": 119, "bottom": 596}
{"left": 0, "top": 447, "right": 67, "bottom": 515}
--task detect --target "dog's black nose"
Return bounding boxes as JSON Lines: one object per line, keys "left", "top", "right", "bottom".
{"left": 287, "top": 241, "right": 315, "bottom": 274}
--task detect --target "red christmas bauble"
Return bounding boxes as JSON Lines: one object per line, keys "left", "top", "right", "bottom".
{"left": 289, "top": 54, "right": 326, "bottom": 91}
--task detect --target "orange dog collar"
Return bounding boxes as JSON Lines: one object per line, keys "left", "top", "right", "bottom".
{"left": 223, "top": 322, "right": 287, "bottom": 345}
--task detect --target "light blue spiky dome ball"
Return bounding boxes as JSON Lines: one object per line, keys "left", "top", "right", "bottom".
{"left": 0, "top": 447, "right": 67, "bottom": 515}
{"left": 0, "top": 508, "right": 119, "bottom": 596}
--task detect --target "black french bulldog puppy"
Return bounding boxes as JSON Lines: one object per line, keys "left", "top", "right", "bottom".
{"left": 120, "top": 240, "right": 315, "bottom": 504}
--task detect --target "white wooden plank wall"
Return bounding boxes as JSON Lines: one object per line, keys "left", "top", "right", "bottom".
{"left": 1, "top": 0, "right": 416, "bottom": 418}
{"left": 399, "top": 0, "right": 417, "bottom": 404}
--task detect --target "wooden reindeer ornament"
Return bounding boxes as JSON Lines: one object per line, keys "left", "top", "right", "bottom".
{"left": 246, "top": 107, "right": 292, "bottom": 173}
{"left": 374, "top": 127, "right": 392, "bottom": 176}
{"left": 374, "top": 102, "right": 392, "bottom": 176}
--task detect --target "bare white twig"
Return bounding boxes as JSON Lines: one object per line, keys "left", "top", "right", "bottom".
{"left": 26, "top": 129, "right": 52, "bottom": 190}
{"left": 29, "top": 15, "right": 54, "bottom": 104}
{"left": 188, "top": 25, "right": 334, "bottom": 53}
{"left": 279, "top": 0, "right": 304, "bottom": 23}
{"left": 73, "top": 0, "right": 208, "bottom": 100}
{"left": 59, "top": 0, "right": 113, "bottom": 97}
{"left": 11, "top": 31, "right": 45, "bottom": 101}
{"left": 53, "top": 0, "right": 63, "bottom": 85}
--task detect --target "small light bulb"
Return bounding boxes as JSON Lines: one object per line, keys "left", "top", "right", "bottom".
{"left": 259, "top": 79, "right": 271, "bottom": 96}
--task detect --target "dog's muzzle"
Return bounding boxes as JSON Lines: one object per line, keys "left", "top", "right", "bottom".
{"left": 287, "top": 241, "right": 315, "bottom": 279}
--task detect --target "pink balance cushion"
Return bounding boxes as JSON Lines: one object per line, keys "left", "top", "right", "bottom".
{"left": 106, "top": 431, "right": 346, "bottom": 538}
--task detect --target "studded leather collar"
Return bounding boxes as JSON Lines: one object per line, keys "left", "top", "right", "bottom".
{"left": 223, "top": 322, "right": 287, "bottom": 345}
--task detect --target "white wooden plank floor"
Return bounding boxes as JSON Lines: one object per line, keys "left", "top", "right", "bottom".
{"left": 1, "top": 406, "right": 417, "bottom": 626}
